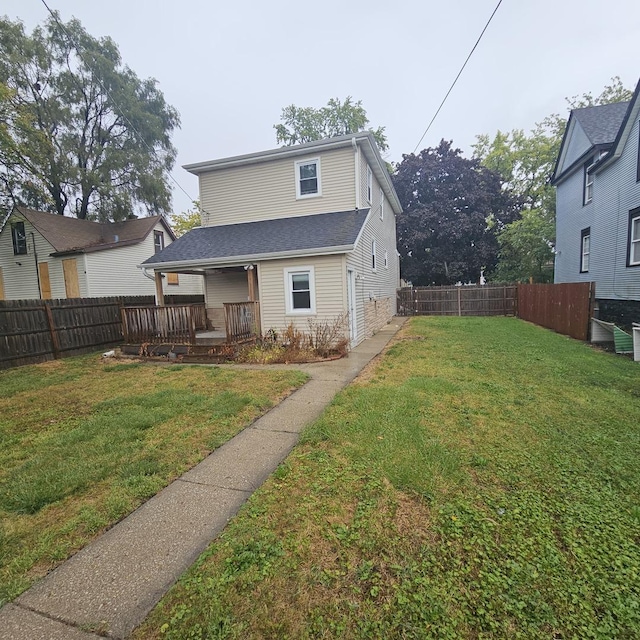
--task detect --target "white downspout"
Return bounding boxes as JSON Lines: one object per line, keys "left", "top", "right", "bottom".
{"left": 352, "top": 137, "right": 361, "bottom": 210}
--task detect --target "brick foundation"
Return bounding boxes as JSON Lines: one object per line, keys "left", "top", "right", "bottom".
{"left": 364, "top": 297, "right": 393, "bottom": 339}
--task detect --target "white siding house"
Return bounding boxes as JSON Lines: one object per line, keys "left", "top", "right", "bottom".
{"left": 0, "top": 208, "right": 203, "bottom": 300}
{"left": 552, "top": 77, "right": 640, "bottom": 323}
{"left": 142, "top": 131, "right": 402, "bottom": 347}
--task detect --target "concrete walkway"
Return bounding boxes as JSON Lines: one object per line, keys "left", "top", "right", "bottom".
{"left": 0, "top": 318, "right": 407, "bottom": 640}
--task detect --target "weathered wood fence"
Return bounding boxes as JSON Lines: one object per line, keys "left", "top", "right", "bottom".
{"left": 224, "top": 301, "right": 261, "bottom": 343}
{"left": 517, "top": 282, "right": 595, "bottom": 341}
{"left": 0, "top": 295, "right": 204, "bottom": 370}
{"left": 398, "top": 282, "right": 596, "bottom": 341}
{"left": 121, "top": 305, "right": 207, "bottom": 344}
{"left": 397, "top": 285, "right": 517, "bottom": 317}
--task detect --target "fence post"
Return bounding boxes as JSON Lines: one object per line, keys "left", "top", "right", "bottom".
{"left": 457, "top": 287, "right": 461, "bottom": 316}
{"left": 44, "top": 302, "right": 61, "bottom": 359}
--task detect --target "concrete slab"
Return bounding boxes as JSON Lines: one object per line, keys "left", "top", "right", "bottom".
{"left": 17, "top": 482, "right": 248, "bottom": 639}
{"left": 0, "top": 605, "right": 101, "bottom": 640}
{"left": 180, "top": 428, "right": 298, "bottom": 490}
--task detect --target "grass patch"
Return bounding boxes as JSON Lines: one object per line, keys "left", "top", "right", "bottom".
{"left": 134, "top": 317, "right": 640, "bottom": 639}
{"left": 0, "top": 355, "right": 307, "bottom": 604}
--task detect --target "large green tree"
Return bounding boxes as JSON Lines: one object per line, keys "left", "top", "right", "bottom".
{"left": 473, "top": 77, "right": 634, "bottom": 282}
{"left": 394, "top": 140, "right": 516, "bottom": 286}
{"left": 274, "top": 96, "right": 388, "bottom": 151}
{"left": 0, "top": 15, "right": 179, "bottom": 221}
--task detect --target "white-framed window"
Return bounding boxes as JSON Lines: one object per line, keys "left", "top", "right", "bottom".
{"left": 628, "top": 210, "right": 640, "bottom": 266}
{"left": 295, "top": 158, "right": 321, "bottom": 199}
{"left": 154, "top": 230, "right": 164, "bottom": 253}
{"left": 11, "top": 221, "right": 27, "bottom": 255}
{"left": 284, "top": 266, "right": 316, "bottom": 314}
{"left": 580, "top": 227, "right": 590, "bottom": 273}
{"left": 384, "top": 249, "right": 388, "bottom": 269}
{"left": 379, "top": 188, "right": 384, "bottom": 220}
{"left": 366, "top": 165, "right": 373, "bottom": 203}
{"left": 583, "top": 159, "right": 594, "bottom": 205}
{"left": 371, "top": 239, "right": 377, "bottom": 271}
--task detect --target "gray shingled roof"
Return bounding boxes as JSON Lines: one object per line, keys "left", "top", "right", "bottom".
{"left": 142, "top": 209, "right": 369, "bottom": 267}
{"left": 572, "top": 101, "right": 630, "bottom": 146}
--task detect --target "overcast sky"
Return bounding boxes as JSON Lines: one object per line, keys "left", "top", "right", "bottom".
{"left": 3, "top": 0, "right": 640, "bottom": 216}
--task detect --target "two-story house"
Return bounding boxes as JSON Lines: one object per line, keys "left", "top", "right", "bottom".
{"left": 142, "top": 131, "right": 402, "bottom": 347}
{"left": 551, "top": 78, "right": 640, "bottom": 322}
{"left": 0, "top": 207, "right": 203, "bottom": 300}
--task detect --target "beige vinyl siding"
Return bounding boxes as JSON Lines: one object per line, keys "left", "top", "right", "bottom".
{"left": 205, "top": 270, "right": 249, "bottom": 308}
{"left": 85, "top": 223, "right": 203, "bottom": 296}
{"left": 0, "top": 214, "right": 81, "bottom": 300}
{"left": 199, "top": 147, "right": 356, "bottom": 227}
{"left": 257, "top": 255, "right": 347, "bottom": 336}
{"left": 346, "top": 158, "right": 400, "bottom": 340}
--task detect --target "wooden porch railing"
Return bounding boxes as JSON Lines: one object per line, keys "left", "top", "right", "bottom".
{"left": 224, "top": 301, "right": 260, "bottom": 343}
{"left": 121, "top": 304, "right": 207, "bottom": 344}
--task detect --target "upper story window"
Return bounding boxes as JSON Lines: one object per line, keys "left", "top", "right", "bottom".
{"left": 628, "top": 209, "right": 640, "bottom": 267}
{"left": 366, "top": 166, "right": 373, "bottom": 203}
{"left": 11, "top": 221, "right": 27, "bottom": 255}
{"left": 580, "top": 227, "right": 590, "bottom": 273}
{"left": 583, "top": 158, "right": 594, "bottom": 205}
{"left": 379, "top": 189, "right": 384, "bottom": 220}
{"left": 295, "top": 158, "right": 321, "bottom": 199}
{"left": 284, "top": 266, "right": 316, "bottom": 314}
{"left": 154, "top": 230, "right": 165, "bottom": 253}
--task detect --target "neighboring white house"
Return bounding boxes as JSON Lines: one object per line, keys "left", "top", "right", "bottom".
{"left": 552, "top": 77, "right": 640, "bottom": 321}
{"left": 142, "top": 131, "right": 402, "bottom": 347}
{"left": 0, "top": 207, "right": 203, "bottom": 300}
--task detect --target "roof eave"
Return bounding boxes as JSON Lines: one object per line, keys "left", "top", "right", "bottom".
{"left": 139, "top": 244, "right": 355, "bottom": 271}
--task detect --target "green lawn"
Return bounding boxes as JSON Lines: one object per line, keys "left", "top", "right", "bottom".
{"left": 0, "top": 356, "right": 307, "bottom": 605}
{"left": 134, "top": 316, "right": 640, "bottom": 639}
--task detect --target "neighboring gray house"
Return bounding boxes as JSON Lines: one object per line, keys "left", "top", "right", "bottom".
{"left": 142, "top": 131, "right": 402, "bottom": 347}
{"left": 551, "top": 78, "right": 640, "bottom": 320}
{"left": 0, "top": 207, "right": 202, "bottom": 300}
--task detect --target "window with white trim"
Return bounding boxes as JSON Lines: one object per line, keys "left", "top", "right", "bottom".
{"left": 154, "top": 230, "right": 164, "bottom": 253}
{"left": 583, "top": 158, "right": 594, "bottom": 205}
{"left": 371, "top": 239, "right": 377, "bottom": 271}
{"left": 379, "top": 188, "right": 384, "bottom": 220}
{"left": 284, "top": 266, "right": 316, "bottom": 314}
{"left": 628, "top": 210, "right": 640, "bottom": 266}
{"left": 295, "top": 158, "right": 321, "bottom": 198}
{"left": 367, "top": 165, "right": 372, "bottom": 203}
{"left": 11, "top": 221, "right": 27, "bottom": 255}
{"left": 384, "top": 249, "right": 388, "bottom": 269}
{"left": 580, "top": 227, "right": 590, "bottom": 273}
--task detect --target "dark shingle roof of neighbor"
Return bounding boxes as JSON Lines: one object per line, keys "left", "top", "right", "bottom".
{"left": 572, "top": 101, "right": 630, "bottom": 146}
{"left": 12, "top": 207, "right": 167, "bottom": 254}
{"left": 142, "top": 209, "right": 370, "bottom": 266}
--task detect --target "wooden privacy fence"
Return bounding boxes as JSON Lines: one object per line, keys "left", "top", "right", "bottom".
{"left": 0, "top": 295, "right": 205, "bottom": 370}
{"left": 517, "top": 282, "right": 595, "bottom": 341}
{"left": 397, "top": 285, "right": 516, "bottom": 317}
{"left": 121, "top": 304, "right": 207, "bottom": 344}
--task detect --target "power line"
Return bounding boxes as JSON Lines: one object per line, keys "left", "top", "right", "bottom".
{"left": 412, "top": 0, "right": 504, "bottom": 154}
{"left": 39, "top": 0, "right": 198, "bottom": 213}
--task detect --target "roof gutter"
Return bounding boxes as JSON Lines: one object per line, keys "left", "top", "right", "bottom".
{"left": 138, "top": 244, "right": 356, "bottom": 272}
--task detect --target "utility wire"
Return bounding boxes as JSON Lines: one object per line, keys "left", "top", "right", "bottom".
{"left": 412, "top": 0, "right": 504, "bottom": 154}
{"left": 39, "top": 0, "right": 198, "bottom": 213}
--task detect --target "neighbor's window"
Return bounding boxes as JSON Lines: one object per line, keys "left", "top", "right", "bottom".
{"left": 371, "top": 239, "right": 377, "bottom": 271}
{"left": 11, "top": 221, "right": 27, "bottom": 255}
{"left": 628, "top": 209, "right": 640, "bottom": 266}
{"left": 384, "top": 249, "right": 389, "bottom": 269}
{"left": 583, "top": 158, "right": 594, "bottom": 205}
{"left": 380, "top": 188, "right": 384, "bottom": 220}
{"left": 154, "top": 230, "right": 164, "bottom": 253}
{"left": 367, "top": 165, "right": 373, "bottom": 203}
{"left": 284, "top": 266, "right": 316, "bottom": 314}
{"left": 167, "top": 273, "right": 179, "bottom": 285}
{"left": 580, "top": 227, "right": 590, "bottom": 273}
{"left": 295, "top": 158, "right": 321, "bottom": 198}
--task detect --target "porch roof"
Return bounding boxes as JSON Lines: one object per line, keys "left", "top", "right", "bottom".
{"left": 141, "top": 208, "right": 369, "bottom": 270}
